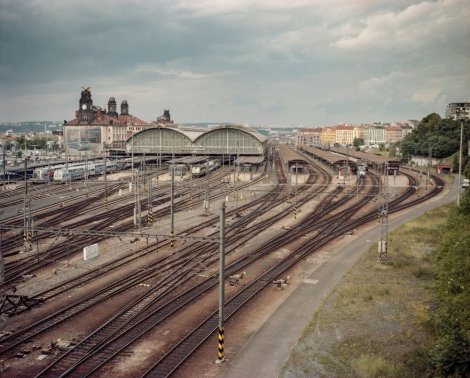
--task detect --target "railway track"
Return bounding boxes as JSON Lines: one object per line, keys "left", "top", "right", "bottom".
{"left": 142, "top": 171, "right": 444, "bottom": 377}
{"left": 0, "top": 155, "right": 305, "bottom": 320}
{"left": 3, "top": 167, "right": 266, "bottom": 277}
{"left": 0, "top": 152, "right": 445, "bottom": 377}
{"left": 25, "top": 164, "right": 366, "bottom": 376}
{"left": 2, "top": 159, "right": 324, "bottom": 353}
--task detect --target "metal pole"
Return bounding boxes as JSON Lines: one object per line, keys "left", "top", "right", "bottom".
{"left": 23, "top": 159, "right": 32, "bottom": 251}
{"left": 84, "top": 152, "right": 88, "bottom": 189}
{"left": 458, "top": 120, "right": 463, "bottom": 206}
{"left": 131, "top": 134, "right": 134, "bottom": 183}
{"left": 190, "top": 168, "right": 193, "bottom": 210}
{"left": 170, "top": 163, "right": 175, "bottom": 247}
{"left": 104, "top": 151, "right": 108, "bottom": 207}
{"left": 0, "top": 233, "right": 4, "bottom": 292}
{"left": 147, "top": 177, "right": 153, "bottom": 225}
{"left": 216, "top": 201, "right": 226, "bottom": 363}
{"left": 2, "top": 146, "right": 5, "bottom": 180}
{"left": 379, "top": 163, "right": 389, "bottom": 263}
{"left": 294, "top": 165, "right": 298, "bottom": 218}
{"left": 205, "top": 159, "right": 210, "bottom": 214}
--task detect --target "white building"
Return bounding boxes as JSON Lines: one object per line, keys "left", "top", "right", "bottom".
{"left": 364, "top": 125, "right": 386, "bottom": 146}
{"left": 445, "top": 102, "right": 470, "bottom": 119}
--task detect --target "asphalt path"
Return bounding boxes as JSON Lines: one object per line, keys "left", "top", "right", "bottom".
{"left": 221, "top": 178, "right": 457, "bottom": 378}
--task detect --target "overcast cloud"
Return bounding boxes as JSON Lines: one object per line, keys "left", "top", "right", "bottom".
{"left": 0, "top": 0, "right": 468, "bottom": 126}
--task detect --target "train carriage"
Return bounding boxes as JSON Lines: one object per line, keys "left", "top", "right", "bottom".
{"left": 191, "top": 159, "right": 220, "bottom": 177}
{"left": 32, "top": 166, "right": 64, "bottom": 183}
{"left": 53, "top": 162, "right": 96, "bottom": 182}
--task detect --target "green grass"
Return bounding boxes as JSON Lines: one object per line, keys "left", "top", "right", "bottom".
{"left": 281, "top": 204, "right": 452, "bottom": 378}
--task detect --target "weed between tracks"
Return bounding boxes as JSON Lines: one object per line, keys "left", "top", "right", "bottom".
{"left": 281, "top": 205, "right": 451, "bottom": 378}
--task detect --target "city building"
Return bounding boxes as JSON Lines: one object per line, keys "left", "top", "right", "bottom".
{"left": 384, "top": 126, "right": 403, "bottom": 144}
{"left": 64, "top": 88, "right": 149, "bottom": 155}
{"left": 320, "top": 127, "right": 336, "bottom": 146}
{"left": 128, "top": 124, "right": 266, "bottom": 156}
{"left": 445, "top": 102, "right": 470, "bottom": 119}
{"left": 335, "top": 125, "right": 355, "bottom": 146}
{"left": 294, "top": 122, "right": 411, "bottom": 149}
{"left": 446, "top": 101, "right": 470, "bottom": 119}
{"left": 295, "top": 128, "right": 322, "bottom": 147}
{"left": 364, "top": 125, "right": 386, "bottom": 146}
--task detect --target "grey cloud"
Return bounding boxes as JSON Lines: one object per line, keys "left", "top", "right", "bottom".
{"left": 0, "top": 0, "right": 469, "bottom": 125}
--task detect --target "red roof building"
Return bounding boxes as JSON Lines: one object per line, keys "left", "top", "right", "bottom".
{"left": 64, "top": 88, "right": 151, "bottom": 155}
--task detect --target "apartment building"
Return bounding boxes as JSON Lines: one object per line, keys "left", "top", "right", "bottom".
{"left": 445, "top": 102, "right": 470, "bottom": 119}
{"left": 335, "top": 125, "right": 355, "bottom": 145}
{"left": 364, "top": 125, "right": 386, "bottom": 146}
{"left": 320, "top": 127, "right": 336, "bottom": 145}
{"left": 295, "top": 128, "right": 322, "bottom": 147}
{"left": 384, "top": 126, "right": 403, "bottom": 143}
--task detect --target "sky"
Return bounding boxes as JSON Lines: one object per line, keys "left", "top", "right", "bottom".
{"left": 0, "top": 0, "right": 469, "bottom": 127}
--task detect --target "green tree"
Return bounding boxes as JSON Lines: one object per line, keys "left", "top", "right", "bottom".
{"left": 453, "top": 154, "right": 470, "bottom": 178}
{"left": 353, "top": 137, "right": 364, "bottom": 149}
{"left": 399, "top": 115, "right": 469, "bottom": 159}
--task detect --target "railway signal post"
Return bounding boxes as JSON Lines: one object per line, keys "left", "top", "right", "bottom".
{"left": 170, "top": 163, "right": 175, "bottom": 247}
{"left": 378, "top": 163, "right": 389, "bottom": 263}
{"left": 147, "top": 178, "right": 153, "bottom": 225}
{"left": 104, "top": 152, "right": 108, "bottom": 208}
{"left": 23, "top": 160, "right": 33, "bottom": 252}
{"left": 133, "top": 169, "right": 141, "bottom": 231}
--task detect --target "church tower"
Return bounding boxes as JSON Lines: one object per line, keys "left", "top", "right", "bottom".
{"left": 120, "top": 100, "right": 129, "bottom": 116}
{"left": 107, "top": 97, "right": 118, "bottom": 117}
{"left": 79, "top": 87, "right": 94, "bottom": 124}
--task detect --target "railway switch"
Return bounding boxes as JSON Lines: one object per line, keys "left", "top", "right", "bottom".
{"left": 273, "top": 275, "right": 290, "bottom": 290}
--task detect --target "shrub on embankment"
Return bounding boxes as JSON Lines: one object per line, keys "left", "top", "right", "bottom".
{"left": 430, "top": 188, "right": 470, "bottom": 376}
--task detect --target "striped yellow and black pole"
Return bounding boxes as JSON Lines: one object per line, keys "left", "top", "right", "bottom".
{"left": 217, "top": 326, "right": 225, "bottom": 361}
{"left": 23, "top": 229, "right": 32, "bottom": 251}
{"left": 215, "top": 202, "right": 227, "bottom": 364}
{"left": 23, "top": 229, "right": 28, "bottom": 250}
{"left": 147, "top": 208, "right": 153, "bottom": 225}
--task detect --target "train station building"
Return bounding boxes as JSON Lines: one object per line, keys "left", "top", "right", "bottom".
{"left": 64, "top": 88, "right": 267, "bottom": 158}
{"left": 126, "top": 124, "right": 267, "bottom": 157}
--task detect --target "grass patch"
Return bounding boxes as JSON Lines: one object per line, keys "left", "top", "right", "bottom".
{"left": 351, "top": 354, "right": 401, "bottom": 378}
{"left": 282, "top": 204, "right": 452, "bottom": 377}
{"left": 385, "top": 255, "right": 414, "bottom": 268}
{"left": 412, "top": 265, "right": 435, "bottom": 279}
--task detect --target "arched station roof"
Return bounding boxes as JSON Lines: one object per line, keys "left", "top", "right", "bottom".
{"left": 126, "top": 126, "right": 198, "bottom": 154}
{"left": 126, "top": 124, "right": 266, "bottom": 156}
{"left": 194, "top": 125, "right": 266, "bottom": 155}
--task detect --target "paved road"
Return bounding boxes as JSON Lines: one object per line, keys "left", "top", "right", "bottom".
{"left": 221, "top": 179, "right": 457, "bottom": 378}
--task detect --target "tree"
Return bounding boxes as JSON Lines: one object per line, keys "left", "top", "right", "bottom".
{"left": 399, "top": 115, "right": 469, "bottom": 160}
{"left": 353, "top": 137, "right": 364, "bottom": 149}
{"left": 13, "top": 135, "right": 49, "bottom": 150}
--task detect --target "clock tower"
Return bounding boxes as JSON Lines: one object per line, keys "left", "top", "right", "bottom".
{"left": 79, "top": 87, "right": 94, "bottom": 123}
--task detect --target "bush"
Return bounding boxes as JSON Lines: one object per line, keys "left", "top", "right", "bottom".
{"left": 430, "top": 189, "right": 470, "bottom": 375}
